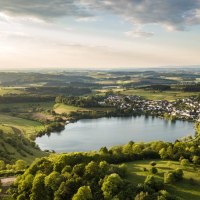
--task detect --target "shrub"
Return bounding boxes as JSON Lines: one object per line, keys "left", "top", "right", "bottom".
{"left": 164, "top": 172, "right": 175, "bottom": 184}
{"left": 192, "top": 156, "right": 200, "bottom": 165}
{"left": 135, "top": 191, "right": 149, "bottom": 200}
{"left": 164, "top": 168, "right": 183, "bottom": 184}
{"left": 149, "top": 167, "right": 158, "bottom": 174}
{"left": 173, "top": 168, "right": 183, "bottom": 181}
{"left": 144, "top": 175, "right": 164, "bottom": 191}
{"left": 0, "top": 160, "right": 6, "bottom": 170}
{"left": 149, "top": 161, "right": 157, "bottom": 166}
{"left": 142, "top": 167, "right": 148, "bottom": 172}
{"left": 180, "top": 159, "right": 189, "bottom": 167}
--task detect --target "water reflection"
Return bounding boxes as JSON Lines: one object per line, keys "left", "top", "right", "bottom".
{"left": 35, "top": 116, "right": 194, "bottom": 153}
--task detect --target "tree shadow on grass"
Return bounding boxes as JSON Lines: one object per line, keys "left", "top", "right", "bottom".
{"left": 126, "top": 164, "right": 148, "bottom": 184}
{"left": 158, "top": 166, "right": 172, "bottom": 170}
{"left": 166, "top": 179, "right": 200, "bottom": 200}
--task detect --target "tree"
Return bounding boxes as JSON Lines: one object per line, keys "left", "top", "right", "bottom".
{"left": 174, "top": 168, "right": 183, "bottom": 181}
{"left": 118, "top": 164, "right": 128, "bottom": 177}
{"left": 166, "top": 145, "right": 173, "bottom": 158}
{"left": 54, "top": 181, "right": 68, "bottom": 200}
{"left": 159, "top": 148, "right": 168, "bottom": 159}
{"left": 164, "top": 172, "right": 175, "bottom": 184}
{"left": 144, "top": 175, "right": 157, "bottom": 189}
{"left": 164, "top": 169, "right": 183, "bottom": 184}
{"left": 192, "top": 156, "right": 200, "bottom": 165}
{"left": 157, "top": 190, "right": 171, "bottom": 200}
{"left": 149, "top": 161, "right": 156, "bottom": 167}
{"left": 45, "top": 171, "right": 63, "bottom": 192}
{"left": 16, "top": 193, "right": 27, "bottom": 200}
{"left": 0, "top": 179, "right": 2, "bottom": 191}
{"left": 101, "top": 173, "right": 123, "bottom": 199}
{"left": 84, "top": 161, "right": 99, "bottom": 179}
{"left": 30, "top": 173, "right": 48, "bottom": 200}
{"left": 72, "top": 186, "right": 93, "bottom": 200}
{"left": 99, "top": 147, "right": 109, "bottom": 155}
{"left": 132, "top": 144, "right": 143, "bottom": 154}
{"left": 61, "top": 165, "right": 72, "bottom": 174}
{"left": 54, "top": 177, "right": 82, "bottom": 200}
{"left": 0, "top": 160, "right": 5, "bottom": 170}
{"left": 14, "top": 160, "right": 26, "bottom": 170}
{"left": 144, "top": 175, "right": 164, "bottom": 191}
{"left": 135, "top": 191, "right": 149, "bottom": 200}
{"left": 72, "top": 163, "right": 85, "bottom": 177}
{"left": 99, "top": 161, "right": 109, "bottom": 177}
{"left": 18, "top": 174, "right": 34, "bottom": 194}
{"left": 122, "top": 141, "right": 134, "bottom": 154}
{"left": 6, "top": 164, "right": 12, "bottom": 170}
{"left": 180, "top": 159, "right": 189, "bottom": 167}
{"left": 149, "top": 167, "right": 158, "bottom": 174}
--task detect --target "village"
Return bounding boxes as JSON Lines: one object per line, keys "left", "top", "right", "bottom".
{"left": 99, "top": 95, "right": 200, "bottom": 121}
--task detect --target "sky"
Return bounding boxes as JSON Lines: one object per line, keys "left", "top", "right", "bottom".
{"left": 0, "top": 0, "right": 200, "bottom": 69}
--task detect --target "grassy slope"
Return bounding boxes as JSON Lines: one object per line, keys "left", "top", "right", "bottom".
{"left": 0, "top": 102, "right": 54, "bottom": 112}
{"left": 54, "top": 103, "right": 115, "bottom": 114}
{"left": 0, "top": 114, "right": 44, "bottom": 139}
{"left": 54, "top": 103, "right": 89, "bottom": 114}
{"left": 0, "top": 102, "right": 53, "bottom": 163}
{"left": 0, "top": 102, "right": 83, "bottom": 163}
{"left": 126, "top": 160, "right": 200, "bottom": 200}
{"left": 0, "top": 124, "right": 46, "bottom": 163}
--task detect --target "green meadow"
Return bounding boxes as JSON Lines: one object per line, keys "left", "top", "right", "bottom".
{"left": 126, "top": 160, "right": 200, "bottom": 200}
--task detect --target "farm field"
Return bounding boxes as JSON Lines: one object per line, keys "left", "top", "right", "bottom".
{"left": 116, "top": 89, "right": 199, "bottom": 101}
{"left": 0, "top": 87, "right": 26, "bottom": 96}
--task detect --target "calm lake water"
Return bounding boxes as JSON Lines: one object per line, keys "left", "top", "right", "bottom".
{"left": 35, "top": 116, "right": 194, "bottom": 152}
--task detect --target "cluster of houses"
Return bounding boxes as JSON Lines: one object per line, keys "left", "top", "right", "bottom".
{"left": 98, "top": 95, "right": 200, "bottom": 121}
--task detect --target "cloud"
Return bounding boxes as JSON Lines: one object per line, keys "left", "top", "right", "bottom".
{"left": 125, "top": 30, "right": 154, "bottom": 38}
{"left": 75, "top": 16, "right": 98, "bottom": 22}
{"left": 0, "top": 0, "right": 200, "bottom": 30}
{"left": 82, "top": 0, "right": 200, "bottom": 30}
{"left": 0, "top": 0, "right": 92, "bottom": 20}
{"left": 0, "top": 30, "right": 26, "bottom": 37}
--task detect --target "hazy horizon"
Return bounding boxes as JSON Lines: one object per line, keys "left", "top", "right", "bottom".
{"left": 0, "top": 0, "right": 200, "bottom": 69}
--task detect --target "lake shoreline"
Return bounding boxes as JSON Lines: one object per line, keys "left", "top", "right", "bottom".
{"left": 36, "top": 115, "right": 195, "bottom": 153}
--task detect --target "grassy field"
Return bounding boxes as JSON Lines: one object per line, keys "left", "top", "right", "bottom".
{"left": 0, "top": 114, "right": 45, "bottom": 139}
{"left": 0, "top": 101, "right": 56, "bottom": 124}
{"left": 0, "top": 100, "right": 55, "bottom": 163}
{"left": 54, "top": 103, "right": 115, "bottom": 114}
{"left": 126, "top": 160, "right": 200, "bottom": 200}
{"left": 54, "top": 103, "right": 89, "bottom": 114}
{"left": 0, "top": 102, "right": 54, "bottom": 112}
{"left": 0, "top": 87, "right": 26, "bottom": 96}
{"left": 0, "top": 102, "right": 53, "bottom": 163}
{"left": 0, "top": 122, "right": 46, "bottom": 163}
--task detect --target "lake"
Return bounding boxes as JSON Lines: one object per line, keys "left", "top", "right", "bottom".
{"left": 35, "top": 116, "right": 195, "bottom": 152}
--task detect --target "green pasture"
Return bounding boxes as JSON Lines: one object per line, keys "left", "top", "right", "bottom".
{"left": 0, "top": 114, "right": 44, "bottom": 138}
{"left": 126, "top": 160, "right": 200, "bottom": 200}
{"left": 0, "top": 87, "right": 26, "bottom": 96}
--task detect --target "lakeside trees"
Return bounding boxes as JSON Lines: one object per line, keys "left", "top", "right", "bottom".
{"left": 8, "top": 132, "right": 200, "bottom": 200}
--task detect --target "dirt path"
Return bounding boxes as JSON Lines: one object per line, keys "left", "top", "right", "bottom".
{"left": 0, "top": 177, "right": 16, "bottom": 187}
